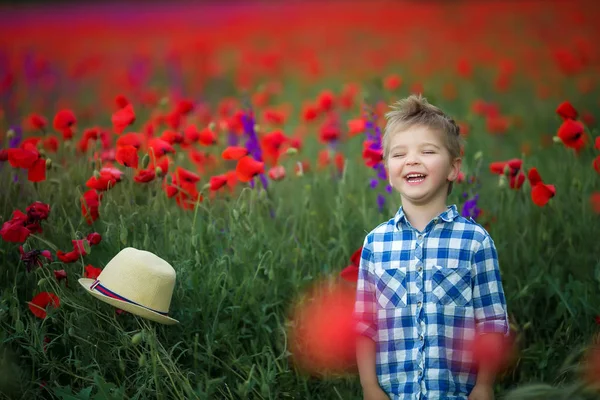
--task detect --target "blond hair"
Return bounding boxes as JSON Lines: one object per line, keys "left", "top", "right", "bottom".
{"left": 383, "top": 94, "right": 463, "bottom": 195}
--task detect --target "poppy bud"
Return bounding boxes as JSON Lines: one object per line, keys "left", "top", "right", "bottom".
{"left": 37, "top": 278, "right": 46, "bottom": 287}
{"left": 523, "top": 322, "right": 532, "bottom": 330}
{"left": 498, "top": 175, "right": 507, "bottom": 188}
{"left": 6, "top": 129, "right": 14, "bottom": 139}
{"left": 573, "top": 178, "right": 582, "bottom": 190}
{"left": 552, "top": 136, "right": 562, "bottom": 143}
{"left": 254, "top": 124, "right": 260, "bottom": 133}
{"left": 120, "top": 228, "right": 128, "bottom": 245}
{"left": 119, "top": 359, "right": 126, "bottom": 372}
{"left": 473, "top": 151, "right": 483, "bottom": 161}
{"left": 159, "top": 97, "right": 169, "bottom": 107}
{"left": 141, "top": 153, "right": 150, "bottom": 169}
{"left": 93, "top": 170, "right": 101, "bottom": 179}
{"left": 286, "top": 147, "right": 298, "bottom": 155}
{"left": 208, "top": 122, "right": 216, "bottom": 131}
{"left": 15, "top": 320, "right": 24, "bottom": 334}
{"left": 155, "top": 166, "right": 163, "bottom": 177}
{"left": 63, "top": 140, "right": 71, "bottom": 150}
{"left": 131, "top": 331, "right": 144, "bottom": 345}
{"left": 502, "top": 165, "right": 510, "bottom": 175}
{"left": 138, "top": 354, "right": 147, "bottom": 367}
{"left": 45, "top": 158, "right": 52, "bottom": 169}
{"left": 232, "top": 209, "right": 239, "bottom": 221}
{"left": 68, "top": 327, "right": 75, "bottom": 336}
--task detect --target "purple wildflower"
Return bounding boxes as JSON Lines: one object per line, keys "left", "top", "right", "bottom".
{"left": 461, "top": 194, "right": 481, "bottom": 220}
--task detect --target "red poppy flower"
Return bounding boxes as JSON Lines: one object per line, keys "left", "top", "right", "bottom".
{"left": 183, "top": 125, "right": 200, "bottom": 143}
{"left": 348, "top": 118, "right": 366, "bottom": 137}
{"left": 222, "top": 146, "right": 248, "bottom": 160}
{"left": 176, "top": 166, "right": 201, "bottom": 184}
{"left": 319, "top": 123, "right": 340, "bottom": 143}
{"left": 198, "top": 127, "right": 217, "bottom": 146}
{"left": 26, "top": 201, "right": 50, "bottom": 221}
{"left": 54, "top": 269, "right": 68, "bottom": 283}
{"left": 147, "top": 138, "right": 176, "bottom": 157}
{"left": 7, "top": 146, "right": 39, "bottom": 169}
{"left": 362, "top": 141, "right": 383, "bottom": 168}
{"left": 0, "top": 149, "right": 8, "bottom": 161}
{"left": 556, "top": 101, "right": 578, "bottom": 120}
{"left": 350, "top": 246, "right": 362, "bottom": 267}
{"left": 340, "top": 264, "right": 359, "bottom": 282}
{"left": 160, "top": 129, "right": 184, "bottom": 145}
{"left": 116, "top": 132, "right": 143, "bottom": 149}
{"left": 261, "top": 130, "right": 288, "bottom": 165}
{"left": 209, "top": 175, "right": 228, "bottom": 191}
{"left": 383, "top": 74, "right": 402, "bottom": 91}
{"left": 115, "top": 94, "right": 129, "bottom": 109}
{"left": 289, "top": 282, "right": 357, "bottom": 374}
{"left": 112, "top": 103, "right": 135, "bottom": 134}
{"left": 176, "top": 99, "right": 194, "bottom": 115}
{"left": 81, "top": 189, "right": 101, "bottom": 224}
{"left": 236, "top": 156, "right": 264, "bottom": 182}
{"left": 302, "top": 103, "right": 319, "bottom": 122}
{"left": 317, "top": 90, "right": 335, "bottom": 112}
{"left": 115, "top": 145, "right": 139, "bottom": 169}
{"left": 86, "top": 172, "right": 118, "bottom": 191}
{"left": 134, "top": 168, "right": 156, "bottom": 183}
{"left": 557, "top": 119, "right": 586, "bottom": 151}
{"left": 593, "top": 156, "right": 600, "bottom": 174}
{"left": 263, "top": 109, "right": 286, "bottom": 125}
{"left": 595, "top": 136, "right": 600, "bottom": 150}
{"left": 590, "top": 192, "right": 600, "bottom": 214}
{"left": 268, "top": 165, "right": 286, "bottom": 181}
{"left": 42, "top": 135, "right": 59, "bottom": 153}
{"left": 27, "top": 157, "right": 46, "bottom": 182}
{"left": 99, "top": 165, "right": 124, "bottom": 182}
{"left": 84, "top": 264, "right": 102, "bottom": 279}
{"left": 0, "top": 212, "right": 32, "bottom": 243}
{"left": 28, "top": 292, "right": 60, "bottom": 319}
{"left": 25, "top": 113, "right": 47, "bottom": 131}
{"left": 490, "top": 159, "right": 522, "bottom": 178}
{"left": 53, "top": 109, "right": 76, "bottom": 139}
{"left": 86, "top": 232, "right": 102, "bottom": 245}
{"left": 531, "top": 183, "right": 556, "bottom": 207}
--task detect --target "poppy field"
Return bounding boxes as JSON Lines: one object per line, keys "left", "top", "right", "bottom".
{"left": 1, "top": 1, "right": 600, "bottom": 399}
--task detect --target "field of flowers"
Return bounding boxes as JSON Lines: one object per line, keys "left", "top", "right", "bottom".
{"left": 1, "top": 1, "right": 600, "bottom": 399}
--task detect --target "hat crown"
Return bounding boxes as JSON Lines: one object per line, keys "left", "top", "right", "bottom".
{"left": 96, "top": 247, "right": 176, "bottom": 313}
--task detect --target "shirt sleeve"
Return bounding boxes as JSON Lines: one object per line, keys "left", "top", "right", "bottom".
{"left": 354, "top": 235, "right": 378, "bottom": 341}
{"left": 472, "top": 235, "right": 510, "bottom": 337}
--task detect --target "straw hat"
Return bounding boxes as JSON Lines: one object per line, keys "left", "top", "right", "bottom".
{"left": 78, "top": 247, "right": 179, "bottom": 325}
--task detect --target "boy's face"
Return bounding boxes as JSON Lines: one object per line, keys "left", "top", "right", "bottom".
{"left": 386, "top": 125, "right": 461, "bottom": 206}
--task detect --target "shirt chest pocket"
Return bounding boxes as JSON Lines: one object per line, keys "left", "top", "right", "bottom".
{"left": 375, "top": 267, "right": 408, "bottom": 308}
{"left": 430, "top": 261, "right": 472, "bottom": 307}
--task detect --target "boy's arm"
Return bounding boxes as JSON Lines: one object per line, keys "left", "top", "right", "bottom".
{"left": 471, "top": 235, "right": 510, "bottom": 386}
{"left": 354, "top": 240, "right": 380, "bottom": 389}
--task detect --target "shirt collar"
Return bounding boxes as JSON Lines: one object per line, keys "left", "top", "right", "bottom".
{"left": 394, "top": 204, "right": 459, "bottom": 229}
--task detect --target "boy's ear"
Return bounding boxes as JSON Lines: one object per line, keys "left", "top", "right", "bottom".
{"left": 448, "top": 157, "right": 462, "bottom": 181}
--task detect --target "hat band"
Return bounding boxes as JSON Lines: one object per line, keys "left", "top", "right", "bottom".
{"left": 90, "top": 280, "right": 169, "bottom": 316}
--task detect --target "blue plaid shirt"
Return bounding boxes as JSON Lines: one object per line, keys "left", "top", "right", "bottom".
{"left": 354, "top": 205, "right": 510, "bottom": 400}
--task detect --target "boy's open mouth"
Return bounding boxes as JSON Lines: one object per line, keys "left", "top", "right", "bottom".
{"left": 405, "top": 173, "right": 427, "bottom": 185}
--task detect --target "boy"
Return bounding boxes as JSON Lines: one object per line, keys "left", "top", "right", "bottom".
{"left": 354, "top": 95, "right": 510, "bottom": 400}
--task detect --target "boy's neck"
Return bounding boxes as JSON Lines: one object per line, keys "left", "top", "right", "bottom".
{"left": 401, "top": 199, "right": 449, "bottom": 232}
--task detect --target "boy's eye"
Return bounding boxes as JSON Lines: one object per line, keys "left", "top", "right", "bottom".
{"left": 392, "top": 154, "right": 405, "bottom": 158}
{"left": 423, "top": 151, "right": 435, "bottom": 154}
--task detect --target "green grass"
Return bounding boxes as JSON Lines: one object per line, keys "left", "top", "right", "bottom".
{"left": 1, "top": 69, "right": 600, "bottom": 399}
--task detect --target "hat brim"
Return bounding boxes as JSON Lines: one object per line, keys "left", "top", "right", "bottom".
{"left": 78, "top": 278, "right": 179, "bottom": 325}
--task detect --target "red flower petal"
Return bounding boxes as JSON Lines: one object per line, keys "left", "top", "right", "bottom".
{"left": 340, "top": 264, "right": 359, "bottom": 282}
{"left": 556, "top": 101, "right": 578, "bottom": 120}
{"left": 236, "top": 156, "right": 264, "bottom": 182}
{"left": 111, "top": 103, "right": 135, "bottom": 134}
{"left": 222, "top": 146, "right": 249, "bottom": 161}
{"left": 531, "top": 183, "right": 556, "bottom": 207}
{"left": 29, "top": 292, "right": 60, "bottom": 319}
{"left": 350, "top": 246, "right": 363, "bottom": 267}
{"left": 593, "top": 156, "right": 600, "bottom": 175}
{"left": 209, "top": 175, "right": 228, "bottom": 191}
{"left": 84, "top": 264, "right": 102, "bottom": 279}
{"left": 527, "top": 167, "right": 543, "bottom": 186}
{"left": 27, "top": 157, "right": 46, "bottom": 182}
{"left": 268, "top": 165, "right": 286, "bottom": 181}
{"left": 115, "top": 145, "right": 139, "bottom": 169}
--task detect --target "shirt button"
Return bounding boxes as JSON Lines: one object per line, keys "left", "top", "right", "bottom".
{"left": 417, "top": 301, "right": 422, "bottom": 307}
{"left": 433, "top": 218, "right": 438, "bottom": 223}
{"left": 420, "top": 335, "right": 424, "bottom": 341}
{"left": 417, "top": 234, "right": 423, "bottom": 240}
{"left": 418, "top": 370, "right": 422, "bottom": 376}
{"left": 417, "top": 266, "right": 422, "bottom": 272}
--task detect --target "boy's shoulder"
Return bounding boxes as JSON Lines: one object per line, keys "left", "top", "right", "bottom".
{"left": 363, "top": 210, "right": 493, "bottom": 249}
